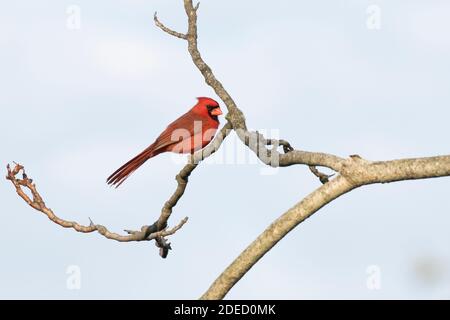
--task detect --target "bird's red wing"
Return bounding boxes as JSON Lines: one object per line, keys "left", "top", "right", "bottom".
{"left": 106, "top": 112, "right": 198, "bottom": 187}
{"left": 150, "top": 110, "right": 200, "bottom": 153}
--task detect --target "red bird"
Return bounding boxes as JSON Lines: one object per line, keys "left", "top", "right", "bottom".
{"left": 107, "top": 97, "right": 223, "bottom": 187}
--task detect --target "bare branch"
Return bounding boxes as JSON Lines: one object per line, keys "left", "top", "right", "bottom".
{"left": 6, "top": 163, "right": 184, "bottom": 243}
{"left": 7, "top": 0, "right": 450, "bottom": 299}
{"left": 154, "top": 12, "right": 187, "bottom": 40}
{"left": 308, "top": 165, "right": 334, "bottom": 184}
{"left": 154, "top": 0, "right": 450, "bottom": 295}
{"left": 151, "top": 122, "right": 232, "bottom": 236}
{"left": 201, "top": 154, "right": 450, "bottom": 299}
{"left": 182, "top": 0, "right": 246, "bottom": 129}
{"left": 264, "top": 137, "right": 294, "bottom": 154}
{"left": 179, "top": 0, "right": 348, "bottom": 181}
{"left": 5, "top": 122, "right": 232, "bottom": 257}
{"left": 149, "top": 217, "right": 189, "bottom": 240}
{"left": 235, "top": 129, "right": 346, "bottom": 172}
{"left": 155, "top": 1, "right": 339, "bottom": 186}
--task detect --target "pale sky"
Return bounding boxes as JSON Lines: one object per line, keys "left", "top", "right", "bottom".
{"left": 1, "top": 0, "right": 450, "bottom": 299}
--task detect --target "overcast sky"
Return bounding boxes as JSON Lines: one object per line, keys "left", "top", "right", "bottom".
{"left": 1, "top": 0, "right": 450, "bottom": 299}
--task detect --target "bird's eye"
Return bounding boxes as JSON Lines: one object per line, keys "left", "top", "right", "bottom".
{"left": 206, "top": 105, "right": 216, "bottom": 112}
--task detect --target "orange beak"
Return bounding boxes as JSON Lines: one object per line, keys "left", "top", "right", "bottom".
{"left": 210, "top": 107, "right": 223, "bottom": 116}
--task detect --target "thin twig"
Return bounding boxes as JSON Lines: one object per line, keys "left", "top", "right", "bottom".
{"left": 154, "top": 12, "right": 187, "bottom": 39}
{"left": 308, "top": 165, "right": 334, "bottom": 184}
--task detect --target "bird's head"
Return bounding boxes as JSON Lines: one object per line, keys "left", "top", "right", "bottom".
{"left": 195, "top": 97, "right": 223, "bottom": 121}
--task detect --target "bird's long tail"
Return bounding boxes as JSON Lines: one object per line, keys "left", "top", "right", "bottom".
{"left": 107, "top": 145, "right": 155, "bottom": 187}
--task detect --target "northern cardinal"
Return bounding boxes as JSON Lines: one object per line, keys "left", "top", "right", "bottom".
{"left": 107, "top": 97, "right": 223, "bottom": 187}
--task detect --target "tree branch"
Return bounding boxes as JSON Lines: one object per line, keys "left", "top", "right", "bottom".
{"left": 308, "top": 165, "right": 334, "bottom": 184}
{"left": 5, "top": 122, "right": 232, "bottom": 258}
{"left": 153, "top": 1, "right": 343, "bottom": 189}
{"left": 150, "top": 122, "right": 232, "bottom": 256}
{"left": 7, "top": 0, "right": 450, "bottom": 300}
{"left": 154, "top": 12, "right": 187, "bottom": 40}
{"left": 179, "top": 1, "right": 348, "bottom": 180}
{"left": 182, "top": 0, "right": 247, "bottom": 129}
{"left": 155, "top": 0, "right": 450, "bottom": 298}
{"left": 6, "top": 163, "right": 188, "bottom": 242}
{"left": 200, "top": 155, "right": 450, "bottom": 299}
